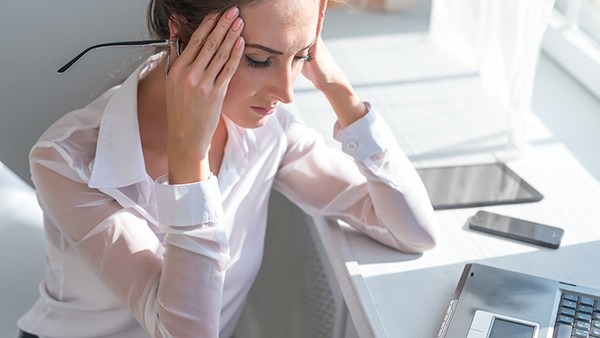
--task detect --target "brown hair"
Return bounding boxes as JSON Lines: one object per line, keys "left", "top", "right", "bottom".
{"left": 147, "top": 0, "right": 337, "bottom": 43}
{"left": 147, "top": 0, "right": 261, "bottom": 43}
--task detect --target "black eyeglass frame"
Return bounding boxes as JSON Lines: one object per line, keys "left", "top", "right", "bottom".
{"left": 57, "top": 39, "right": 183, "bottom": 74}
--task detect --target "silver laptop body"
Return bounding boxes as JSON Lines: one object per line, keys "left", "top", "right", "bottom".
{"left": 437, "top": 263, "right": 600, "bottom": 338}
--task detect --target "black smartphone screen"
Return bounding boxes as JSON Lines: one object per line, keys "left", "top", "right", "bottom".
{"left": 469, "top": 210, "right": 564, "bottom": 249}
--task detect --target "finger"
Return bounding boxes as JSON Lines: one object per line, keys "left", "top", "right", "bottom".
{"left": 203, "top": 17, "right": 244, "bottom": 82}
{"left": 191, "top": 6, "right": 241, "bottom": 72}
{"left": 214, "top": 36, "right": 245, "bottom": 92}
{"left": 174, "top": 11, "right": 220, "bottom": 66}
{"left": 316, "top": 10, "right": 325, "bottom": 37}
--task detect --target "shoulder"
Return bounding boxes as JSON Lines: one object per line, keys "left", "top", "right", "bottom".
{"left": 37, "top": 88, "right": 116, "bottom": 143}
{"left": 30, "top": 89, "right": 117, "bottom": 182}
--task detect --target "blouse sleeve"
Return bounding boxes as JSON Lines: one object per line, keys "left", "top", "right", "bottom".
{"left": 30, "top": 144, "right": 227, "bottom": 338}
{"left": 273, "top": 105, "right": 439, "bottom": 253}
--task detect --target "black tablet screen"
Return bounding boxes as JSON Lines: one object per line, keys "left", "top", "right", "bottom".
{"left": 416, "top": 163, "right": 544, "bottom": 210}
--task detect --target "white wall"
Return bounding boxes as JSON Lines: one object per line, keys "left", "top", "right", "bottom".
{"left": 0, "top": 0, "right": 152, "bottom": 185}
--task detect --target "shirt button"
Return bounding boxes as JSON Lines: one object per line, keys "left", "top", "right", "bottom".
{"left": 347, "top": 142, "right": 358, "bottom": 150}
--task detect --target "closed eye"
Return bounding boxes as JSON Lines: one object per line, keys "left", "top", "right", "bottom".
{"left": 245, "top": 53, "right": 313, "bottom": 69}
{"left": 294, "top": 53, "right": 313, "bottom": 63}
{"left": 246, "top": 56, "right": 272, "bottom": 69}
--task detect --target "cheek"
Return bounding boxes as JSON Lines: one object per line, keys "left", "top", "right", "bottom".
{"left": 291, "top": 62, "right": 304, "bottom": 81}
{"left": 222, "top": 67, "right": 260, "bottom": 115}
{"left": 224, "top": 69, "right": 251, "bottom": 101}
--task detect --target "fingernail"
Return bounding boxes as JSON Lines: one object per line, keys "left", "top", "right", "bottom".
{"left": 231, "top": 17, "right": 243, "bottom": 31}
{"left": 225, "top": 6, "right": 238, "bottom": 19}
{"left": 236, "top": 37, "right": 244, "bottom": 49}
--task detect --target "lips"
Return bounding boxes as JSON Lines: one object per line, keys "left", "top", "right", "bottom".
{"left": 250, "top": 105, "right": 276, "bottom": 116}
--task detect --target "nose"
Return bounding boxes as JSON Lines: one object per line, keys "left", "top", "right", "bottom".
{"left": 268, "top": 66, "right": 295, "bottom": 104}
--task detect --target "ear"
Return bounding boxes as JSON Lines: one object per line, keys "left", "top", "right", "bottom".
{"left": 167, "top": 14, "right": 186, "bottom": 39}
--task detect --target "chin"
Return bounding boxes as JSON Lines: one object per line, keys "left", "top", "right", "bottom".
{"left": 226, "top": 114, "right": 272, "bottom": 129}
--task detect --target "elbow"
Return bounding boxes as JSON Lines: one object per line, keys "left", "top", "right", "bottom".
{"left": 398, "top": 231, "right": 437, "bottom": 254}
{"left": 414, "top": 230, "right": 438, "bottom": 252}
{"left": 394, "top": 218, "right": 440, "bottom": 254}
{"left": 421, "top": 222, "right": 440, "bottom": 251}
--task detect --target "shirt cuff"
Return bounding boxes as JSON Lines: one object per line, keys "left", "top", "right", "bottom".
{"left": 154, "top": 175, "right": 223, "bottom": 226}
{"left": 333, "top": 103, "right": 397, "bottom": 161}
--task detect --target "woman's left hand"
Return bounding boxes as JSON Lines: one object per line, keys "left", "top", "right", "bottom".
{"left": 301, "top": 12, "right": 367, "bottom": 127}
{"left": 301, "top": 36, "right": 347, "bottom": 91}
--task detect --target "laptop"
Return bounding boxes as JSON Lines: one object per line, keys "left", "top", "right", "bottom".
{"left": 437, "top": 264, "right": 600, "bottom": 338}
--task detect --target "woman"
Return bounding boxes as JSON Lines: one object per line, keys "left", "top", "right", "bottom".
{"left": 18, "top": 0, "right": 439, "bottom": 337}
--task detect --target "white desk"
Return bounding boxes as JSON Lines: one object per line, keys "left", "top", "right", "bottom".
{"left": 310, "top": 144, "right": 600, "bottom": 338}
{"left": 292, "top": 33, "right": 600, "bottom": 338}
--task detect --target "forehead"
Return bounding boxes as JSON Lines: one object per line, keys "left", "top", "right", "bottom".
{"left": 240, "top": 0, "right": 320, "bottom": 53}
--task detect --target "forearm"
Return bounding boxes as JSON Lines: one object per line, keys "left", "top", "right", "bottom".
{"left": 275, "top": 108, "right": 439, "bottom": 253}
{"left": 156, "top": 238, "right": 225, "bottom": 337}
{"left": 355, "top": 147, "right": 439, "bottom": 253}
{"left": 154, "top": 175, "right": 228, "bottom": 336}
{"left": 318, "top": 80, "right": 368, "bottom": 128}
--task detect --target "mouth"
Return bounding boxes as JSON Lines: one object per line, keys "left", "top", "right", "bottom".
{"left": 250, "top": 105, "right": 277, "bottom": 116}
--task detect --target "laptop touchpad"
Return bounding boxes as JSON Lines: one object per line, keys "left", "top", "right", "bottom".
{"left": 467, "top": 310, "right": 540, "bottom": 338}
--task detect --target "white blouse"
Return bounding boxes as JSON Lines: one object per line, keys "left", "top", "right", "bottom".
{"left": 18, "top": 54, "right": 439, "bottom": 338}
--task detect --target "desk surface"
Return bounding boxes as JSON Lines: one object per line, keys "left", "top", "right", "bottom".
{"left": 292, "top": 33, "right": 600, "bottom": 338}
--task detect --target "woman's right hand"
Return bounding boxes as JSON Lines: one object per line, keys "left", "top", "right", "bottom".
{"left": 165, "top": 6, "right": 244, "bottom": 184}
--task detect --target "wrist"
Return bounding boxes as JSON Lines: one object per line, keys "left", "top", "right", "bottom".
{"left": 167, "top": 145, "right": 212, "bottom": 184}
{"left": 321, "top": 82, "right": 367, "bottom": 127}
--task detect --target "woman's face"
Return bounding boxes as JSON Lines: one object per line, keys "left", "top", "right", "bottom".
{"left": 221, "top": 0, "right": 320, "bottom": 128}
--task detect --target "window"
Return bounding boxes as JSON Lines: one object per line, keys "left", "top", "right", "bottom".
{"left": 578, "top": 0, "right": 600, "bottom": 43}
{"left": 543, "top": 0, "right": 600, "bottom": 100}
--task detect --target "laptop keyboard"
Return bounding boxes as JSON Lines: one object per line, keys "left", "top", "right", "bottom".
{"left": 554, "top": 292, "right": 600, "bottom": 338}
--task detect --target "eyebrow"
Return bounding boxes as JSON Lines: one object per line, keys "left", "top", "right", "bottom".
{"left": 245, "top": 37, "right": 317, "bottom": 55}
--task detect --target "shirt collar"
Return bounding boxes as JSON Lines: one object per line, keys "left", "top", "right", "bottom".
{"left": 88, "top": 54, "right": 163, "bottom": 189}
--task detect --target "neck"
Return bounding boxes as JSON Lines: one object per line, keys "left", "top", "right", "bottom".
{"left": 137, "top": 57, "right": 168, "bottom": 150}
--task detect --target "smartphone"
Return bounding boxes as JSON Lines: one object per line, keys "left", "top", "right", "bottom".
{"left": 469, "top": 210, "right": 564, "bottom": 249}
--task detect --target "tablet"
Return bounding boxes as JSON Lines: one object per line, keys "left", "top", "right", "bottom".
{"left": 416, "top": 162, "right": 544, "bottom": 210}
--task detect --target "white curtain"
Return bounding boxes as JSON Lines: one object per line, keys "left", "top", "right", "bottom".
{"left": 430, "top": 0, "right": 556, "bottom": 158}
